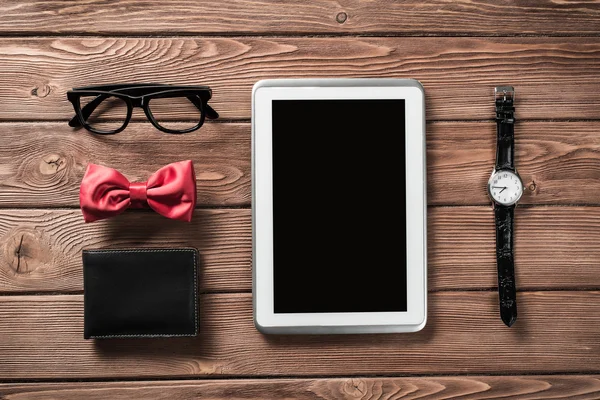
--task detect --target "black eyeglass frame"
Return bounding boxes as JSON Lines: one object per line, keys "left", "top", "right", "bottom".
{"left": 67, "top": 83, "right": 219, "bottom": 134}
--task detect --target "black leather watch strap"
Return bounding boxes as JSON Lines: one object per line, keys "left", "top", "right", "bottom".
{"left": 495, "top": 89, "right": 515, "bottom": 172}
{"left": 494, "top": 205, "right": 517, "bottom": 327}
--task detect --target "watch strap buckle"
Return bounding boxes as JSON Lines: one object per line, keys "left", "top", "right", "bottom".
{"left": 495, "top": 86, "right": 515, "bottom": 124}
{"left": 495, "top": 86, "right": 515, "bottom": 103}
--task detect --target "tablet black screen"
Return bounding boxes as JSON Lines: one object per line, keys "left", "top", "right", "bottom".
{"left": 272, "top": 99, "right": 407, "bottom": 313}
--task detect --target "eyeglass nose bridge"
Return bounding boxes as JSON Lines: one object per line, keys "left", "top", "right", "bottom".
{"left": 130, "top": 97, "right": 144, "bottom": 107}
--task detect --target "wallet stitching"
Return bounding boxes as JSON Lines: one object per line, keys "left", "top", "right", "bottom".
{"left": 84, "top": 248, "right": 198, "bottom": 339}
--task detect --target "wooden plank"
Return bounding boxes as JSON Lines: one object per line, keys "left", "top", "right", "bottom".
{"left": 0, "top": 291, "right": 598, "bottom": 379}
{"left": 0, "top": 0, "right": 598, "bottom": 35}
{"left": 429, "top": 120, "right": 600, "bottom": 206}
{"left": 1, "top": 121, "right": 600, "bottom": 208}
{"left": 1, "top": 207, "right": 600, "bottom": 294}
{"left": 0, "top": 122, "right": 250, "bottom": 207}
{"left": 2, "top": 375, "right": 600, "bottom": 399}
{"left": 0, "top": 38, "right": 599, "bottom": 121}
{"left": 0, "top": 209, "right": 251, "bottom": 293}
{"left": 428, "top": 207, "right": 600, "bottom": 291}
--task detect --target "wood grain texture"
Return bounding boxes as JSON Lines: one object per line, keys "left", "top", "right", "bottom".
{"left": 1, "top": 121, "right": 599, "bottom": 208}
{"left": 1, "top": 38, "right": 599, "bottom": 121}
{"left": 0, "top": 122, "right": 250, "bottom": 207}
{"left": 0, "top": 0, "right": 596, "bottom": 389}
{"left": 0, "top": 209, "right": 250, "bottom": 293}
{"left": 0, "top": 291, "right": 599, "bottom": 379}
{"left": 0, "top": 0, "right": 598, "bottom": 35}
{"left": 2, "top": 375, "right": 600, "bottom": 399}
{"left": 428, "top": 207, "right": 600, "bottom": 291}
{"left": 1, "top": 207, "right": 600, "bottom": 294}
{"left": 428, "top": 121, "right": 600, "bottom": 206}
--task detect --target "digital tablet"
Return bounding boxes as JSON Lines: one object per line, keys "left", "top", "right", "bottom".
{"left": 252, "top": 78, "right": 427, "bottom": 334}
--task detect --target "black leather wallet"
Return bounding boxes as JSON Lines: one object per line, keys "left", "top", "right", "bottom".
{"left": 83, "top": 248, "right": 198, "bottom": 339}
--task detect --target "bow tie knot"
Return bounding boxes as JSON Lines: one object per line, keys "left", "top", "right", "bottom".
{"left": 128, "top": 182, "right": 148, "bottom": 207}
{"left": 80, "top": 160, "right": 196, "bottom": 222}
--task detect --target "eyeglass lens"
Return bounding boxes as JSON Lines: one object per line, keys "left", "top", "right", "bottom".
{"left": 80, "top": 95, "right": 128, "bottom": 132}
{"left": 148, "top": 96, "right": 203, "bottom": 131}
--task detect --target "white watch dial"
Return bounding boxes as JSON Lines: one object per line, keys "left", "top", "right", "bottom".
{"left": 488, "top": 170, "right": 523, "bottom": 206}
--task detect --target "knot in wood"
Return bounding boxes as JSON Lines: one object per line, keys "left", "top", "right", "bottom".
{"left": 31, "top": 84, "right": 52, "bottom": 98}
{"left": 39, "top": 154, "right": 66, "bottom": 175}
{"left": 4, "top": 229, "right": 45, "bottom": 275}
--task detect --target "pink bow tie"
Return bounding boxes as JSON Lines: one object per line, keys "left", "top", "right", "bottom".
{"left": 79, "top": 160, "right": 196, "bottom": 222}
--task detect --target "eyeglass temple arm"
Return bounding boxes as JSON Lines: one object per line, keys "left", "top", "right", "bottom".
{"left": 188, "top": 96, "right": 219, "bottom": 120}
{"left": 68, "top": 94, "right": 109, "bottom": 127}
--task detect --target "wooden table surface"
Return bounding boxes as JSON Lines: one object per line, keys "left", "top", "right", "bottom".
{"left": 1, "top": 1, "right": 600, "bottom": 398}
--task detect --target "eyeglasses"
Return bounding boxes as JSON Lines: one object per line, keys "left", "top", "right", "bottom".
{"left": 67, "top": 83, "right": 219, "bottom": 134}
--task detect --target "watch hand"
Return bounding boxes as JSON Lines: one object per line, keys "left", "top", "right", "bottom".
{"left": 499, "top": 187, "right": 507, "bottom": 193}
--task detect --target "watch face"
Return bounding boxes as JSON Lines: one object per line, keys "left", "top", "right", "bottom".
{"left": 488, "top": 170, "right": 523, "bottom": 206}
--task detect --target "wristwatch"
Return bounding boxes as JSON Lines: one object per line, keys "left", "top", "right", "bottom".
{"left": 487, "top": 86, "right": 522, "bottom": 327}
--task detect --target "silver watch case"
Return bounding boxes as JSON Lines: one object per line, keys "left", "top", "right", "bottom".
{"left": 487, "top": 168, "right": 523, "bottom": 207}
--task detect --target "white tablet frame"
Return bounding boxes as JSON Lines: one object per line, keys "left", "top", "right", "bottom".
{"left": 252, "top": 78, "right": 427, "bottom": 334}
